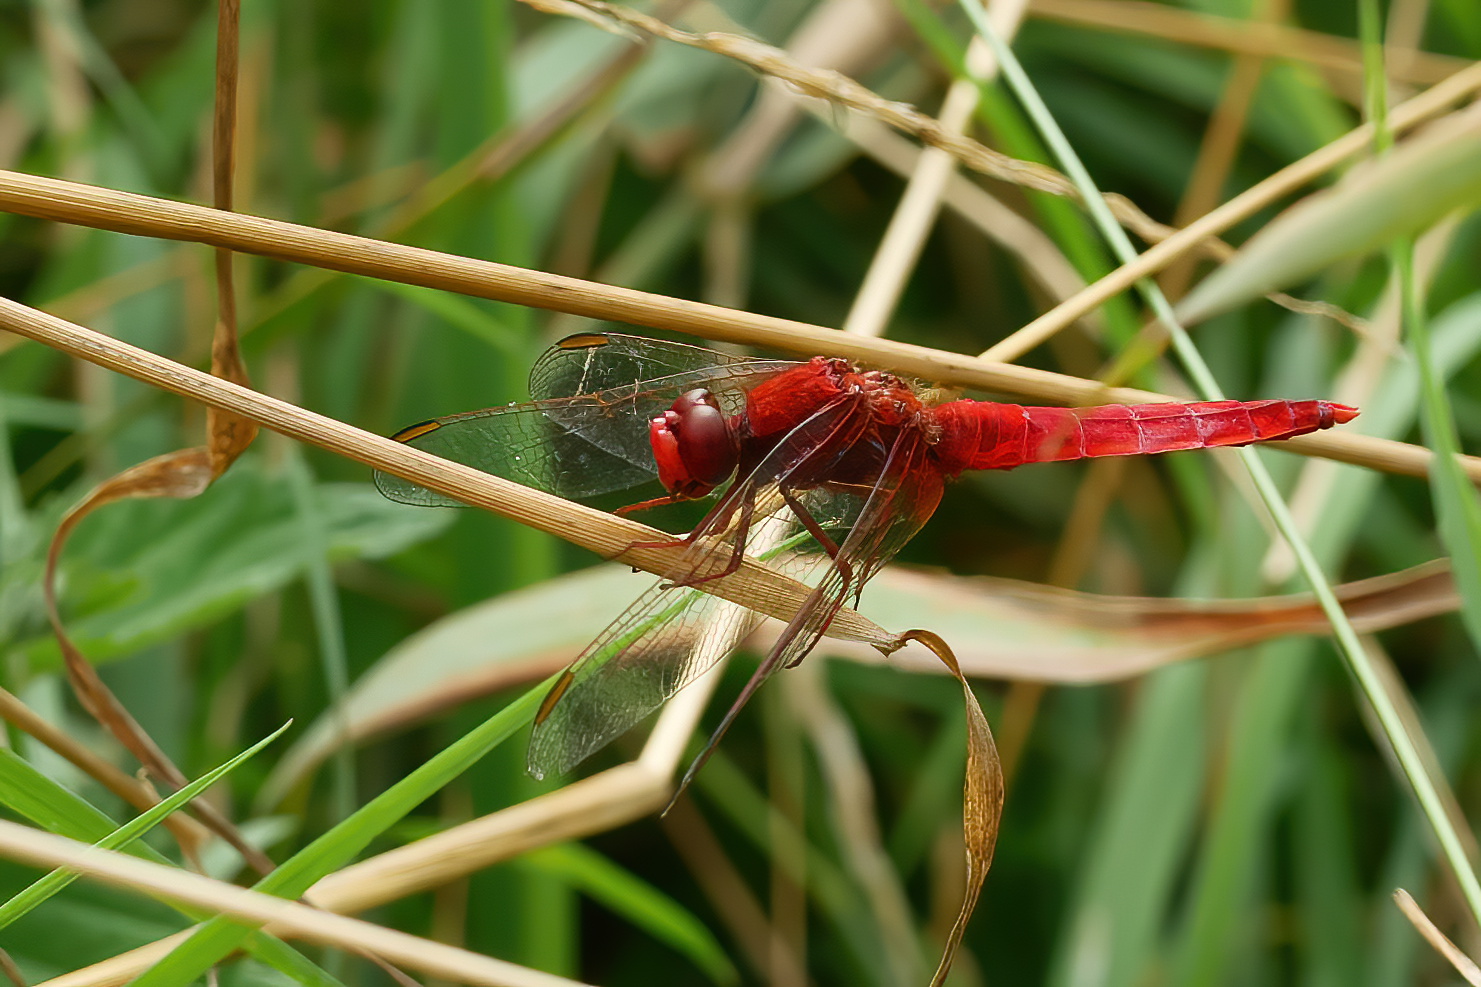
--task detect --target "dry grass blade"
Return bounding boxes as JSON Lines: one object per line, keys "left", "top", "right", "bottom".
{"left": 1179, "top": 106, "right": 1481, "bottom": 323}
{"left": 0, "top": 170, "right": 1465, "bottom": 483}
{"left": 33, "top": 0, "right": 268, "bottom": 877}
{"left": 304, "top": 659, "right": 730, "bottom": 915}
{"left": 0, "top": 821, "right": 592, "bottom": 987}
{"left": 0, "top": 294, "right": 896, "bottom": 651}
{"left": 304, "top": 763, "right": 668, "bottom": 915}
{"left": 662, "top": 799, "right": 805, "bottom": 984}
{"left": 828, "top": 559, "right": 1460, "bottom": 681}
{"left": 1393, "top": 889, "right": 1481, "bottom": 985}
{"left": 1001, "top": 58, "right": 1481, "bottom": 354}
{"left": 525, "top": 0, "right": 1200, "bottom": 254}
{"left": 259, "top": 557, "right": 1461, "bottom": 789}
{"left": 896, "top": 630, "right": 1002, "bottom": 987}
{"left": 1029, "top": 0, "right": 1471, "bottom": 85}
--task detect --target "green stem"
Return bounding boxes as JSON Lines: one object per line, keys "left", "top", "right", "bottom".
{"left": 960, "top": 0, "right": 1481, "bottom": 930}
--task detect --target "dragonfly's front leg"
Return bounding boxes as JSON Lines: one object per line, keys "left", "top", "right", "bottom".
{"left": 619, "top": 484, "right": 755, "bottom": 588}
{"left": 662, "top": 491, "right": 756, "bottom": 589}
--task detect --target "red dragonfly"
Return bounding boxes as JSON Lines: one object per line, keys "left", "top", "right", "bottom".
{"left": 376, "top": 333, "right": 1357, "bottom": 786}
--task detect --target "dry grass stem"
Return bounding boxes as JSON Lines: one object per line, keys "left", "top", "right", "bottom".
{"left": 0, "top": 293, "right": 899, "bottom": 648}
{"left": 1016, "top": 60, "right": 1481, "bottom": 345}
{"left": 0, "top": 172, "right": 1459, "bottom": 483}
{"left": 1029, "top": 0, "right": 1470, "bottom": 85}
{"left": 1394, "top": 889, "right": 1481, "bottom": 985}
{"left": 824, "top": 112, "right": 1100, "bottom": 344}
{"left": 305, "top": 763, "right": 667, "bottom": 915}
{"left": 662, "top": 799, "right": 804, "bottom": 983}
{"left": 0, "top": 821, "right": 591, "bottom": 987}
{"left": 35, "top": 933, "right": 190, "bottom": 987}
{"left": 307, "top": 656, "right": 732, "bottom": 915}
{"left": 843, "top": 0, "right": 1029, "bottom": 339}
{"left": 526, "top": 0, "right": 1201, "bottom": 249}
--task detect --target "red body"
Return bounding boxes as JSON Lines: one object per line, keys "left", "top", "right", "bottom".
{"left": 650, "top": 356, "right": 1358, "bottom": 501}
{"left": 929, "top": 397, "right": 1358, "bottom": 474}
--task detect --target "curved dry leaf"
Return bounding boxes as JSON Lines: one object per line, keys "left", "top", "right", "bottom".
{"left": 37, "top": 0, "right": 261, "bottom": 867}
{"left": 898, "top": 629, "right": 1001, "bottom": 987}
{"left": 834, "top": 559, "right": 1457, "bottom": 681}
{"left": 267, "top": 559, "right": 1456, "bottom": 800}
{"left": 44, "top": 448, "right": 216, "bottom": 770}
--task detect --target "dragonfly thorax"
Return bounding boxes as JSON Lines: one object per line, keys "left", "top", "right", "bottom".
{"left": 649, "top": 388, "right": 741, "bottom": 499}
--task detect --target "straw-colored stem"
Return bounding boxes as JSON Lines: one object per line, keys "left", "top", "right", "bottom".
{"left": 0, "top": 170, "right": 1467, "bottom": 484}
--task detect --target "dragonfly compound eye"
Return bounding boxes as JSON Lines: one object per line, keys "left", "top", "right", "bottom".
{"left": 649, "top": 389, "right": 740, "bottom": 498}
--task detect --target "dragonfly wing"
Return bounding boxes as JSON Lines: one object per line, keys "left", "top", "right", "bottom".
{"left": 378, "top": 334, "right": 796, "bottom": 507}
{"left": 527, "top": 395, "right": 869, "bottom": 778}
{"left": 530, "top": 334, "right": 795, "bottom": 466}
{"left": 374, "top": 397, "right": 660, "bottom": 506}
{"left": 525, "top": 564, "right": 766, "bottom": 779}
{"left": 530, "top": 332, "right": 795, "bottom": 406}
{"left": 669, "top": 428, "right": 948, "bottom": 792}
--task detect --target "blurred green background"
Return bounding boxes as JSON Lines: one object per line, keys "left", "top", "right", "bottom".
{"left": 2, "top": 0, "right": 1481, "bottom": 984}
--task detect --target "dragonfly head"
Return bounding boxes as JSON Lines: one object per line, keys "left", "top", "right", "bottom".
{"left": 649, "top": 389, "right": 740, "bottom": 499}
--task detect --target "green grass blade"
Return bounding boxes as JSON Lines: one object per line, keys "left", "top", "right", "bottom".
{"left": 1398, "top": 240, "right": 1481, "bottom": 652}
{"left": 128, "top": 684, "right": 546, "bottom": 987}
{"left": 960, "top": 0, "right": 1481, "bottom": 934}
{"left": 0, "top": 726, "right": 343, "bottom": 987}
{"left": 521, "top": 843, "right": 739, "bottom": 986}
{"left": 0, "top": 722, "right": 290, "bottom": 928}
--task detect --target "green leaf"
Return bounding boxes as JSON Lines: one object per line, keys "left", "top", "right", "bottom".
{"left": 1178, "top": 113, "right": 1481, "bottom": 323}
{"left": 7, "top": 465, "right": 451, "bottom": 670}
{"left": 1399, "top": 245, "right": 1481, "bottom": 655}
{"left": 0, "top": 736, "right": 343, "bottom": 987}
{"left": 521, "top": 843, "right": 739, "bottom": 986}
{"left": 0, "top": 722, "right": 290, "bottom": 928}
{"left": 128, "top": 684, "right": 545, "bottom": 987}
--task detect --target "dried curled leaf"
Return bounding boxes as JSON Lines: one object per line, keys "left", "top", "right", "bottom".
{"left": 896, "top": 629, "right": 1002, "bottom": 987}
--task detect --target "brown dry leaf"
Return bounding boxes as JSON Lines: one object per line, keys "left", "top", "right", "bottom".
{"left": 838, "top": 559, "right": 1457, "bottom": 682}
{"left": 44, "top": 448, "right": 215, "bottom": 776}
{"left": 896, "top": 630, "right": 1002, "bottom": 987}
{"left": 263, "top": 559, "right": 1457, "bottom": 801}
{"left": 205, "top": 323, "right": 257, "bottom": 473}
{"left": 31, "top": 0, "right": 266, "bottom": 871}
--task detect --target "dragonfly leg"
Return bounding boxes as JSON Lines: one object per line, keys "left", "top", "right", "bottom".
{"left": 664, "top": 563, "right": 848, "bottom": 809}
{"left": 614, "top": 493, "right": 687, "bottom": 515}
{"left": 666, "top": 490, "right": 757, "bottom": 589}
{"left": 780, "top": 487, "right": 843, "bottom": 560}
{"left": 620, "top": 486, "right": 755, "bottom": 588}
{"left": 664, "top": 643, "right": 788, "bottom": 814}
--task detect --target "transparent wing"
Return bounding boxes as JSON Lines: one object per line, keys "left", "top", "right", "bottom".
{"left": 528, "top": 332, "right": 792, "bottom": 406}
{"left": 525, "top": 514, "right": 801, "bottom": 779}
{"left": 374, "top": 333, "right": 795, "bottom": 507}
{"left": 667, "top": 427, "right": 949, "bottom": 791}
{"left": 526, "top": 394, "right": 870, "bottom": 778}
{"left": 769, "top": 430, "right": 947, "bottom": 670}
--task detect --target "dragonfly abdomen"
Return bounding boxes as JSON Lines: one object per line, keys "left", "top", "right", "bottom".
{"left": 930, "top": 399, "right": 1358, "bottom": 473}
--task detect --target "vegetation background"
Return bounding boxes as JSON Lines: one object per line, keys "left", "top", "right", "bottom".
{"left": 1, "top": 0, "right": 1480, "bottom": 985}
